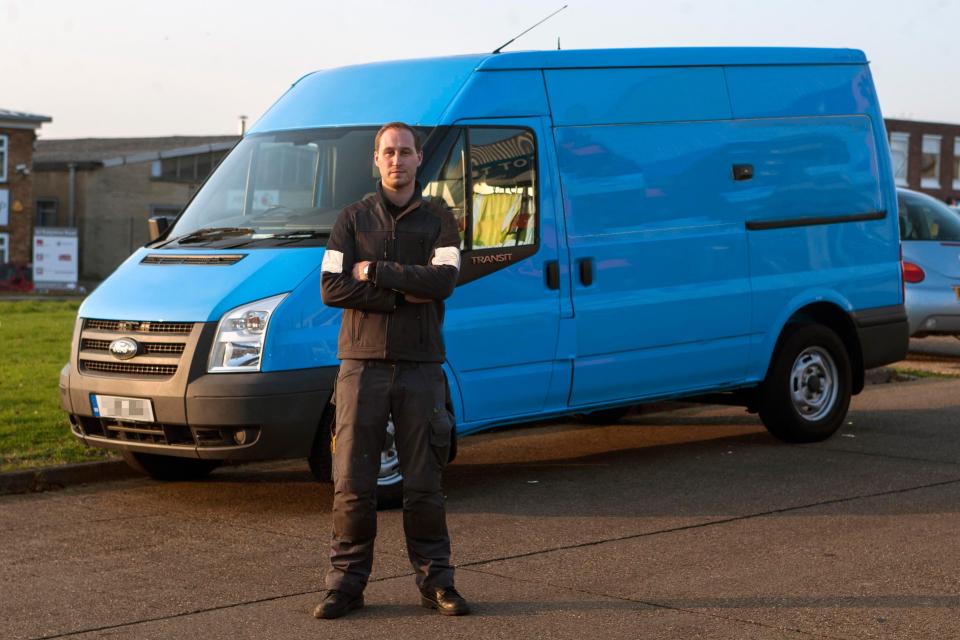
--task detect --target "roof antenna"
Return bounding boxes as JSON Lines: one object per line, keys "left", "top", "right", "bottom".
{"left": 492, "top": 5, "right": 568, "bottom": 54}
{"left": 557, "top": 36, "right": 561, "bottom": 50}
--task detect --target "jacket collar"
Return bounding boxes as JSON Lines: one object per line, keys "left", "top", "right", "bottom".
{"left": 376, "top": 181, "right": 422, "bottom": 220}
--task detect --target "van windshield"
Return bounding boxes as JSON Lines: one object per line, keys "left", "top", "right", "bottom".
{"left": 161, "top": 127, "right": 431, "bottom": 248}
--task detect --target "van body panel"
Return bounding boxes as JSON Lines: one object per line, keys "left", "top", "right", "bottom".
{"left": 544, "top": 67, "right": 732, "bottom": 125}
{"left": 737, "top": 113, "right": 901, "bottom": 376}
{"left": 725, "top": 65, "right": 877, "bottom": 119}
{"left": 249, "top": 55, "right": 485, "bottom": 133}
{"left": 727, "top": 116, "right": 883, "bottom": 225}
{"left": 261, "top": 266, "right": 342, "bottom": 372}
{"left": 553, "top": 120, "right": 752, "bottom": 405}
{"left": 446, "top": 70, "right": 551, "bottom": 119}
{"left": 78, "top": 247, "right": 323, "bottom": 324}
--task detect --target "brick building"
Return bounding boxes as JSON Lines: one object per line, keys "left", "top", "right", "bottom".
{"left": 33, "top": 136, "right": 237, "bottom": 280}
{"left": 885, "top": 118, "right": 960, "bottom": 203}
{"left": 0, "top": 109, "right": 52, "bottom": 266}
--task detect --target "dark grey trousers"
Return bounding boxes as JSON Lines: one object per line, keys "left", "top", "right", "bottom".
{"left": 325, "top": 359, "right": 454, "bottom": 596}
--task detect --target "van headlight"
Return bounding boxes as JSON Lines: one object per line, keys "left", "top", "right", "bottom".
{"left": 208, "top": 294, "right": 287, "bottom": 373}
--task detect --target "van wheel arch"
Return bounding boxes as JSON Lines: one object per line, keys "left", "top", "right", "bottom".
{"left": 773, "top": 303, "right": 864, "bottom": 395}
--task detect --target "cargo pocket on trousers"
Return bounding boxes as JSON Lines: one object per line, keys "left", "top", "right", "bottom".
{"left": 429, "top": 410, "right": 453, "bottom": 469}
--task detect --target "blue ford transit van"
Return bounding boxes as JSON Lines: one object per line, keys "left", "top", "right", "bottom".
{"left": 60, "top": 48, "right": 908, "bottom": 503}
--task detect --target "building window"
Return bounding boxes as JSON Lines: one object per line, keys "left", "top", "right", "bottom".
{"left": 152, "top": 150, "right": 229, "bottom": 183}
{"left": 921, "top": 134, "right": 942, "bottom": 188}
{"left": 0, "top": 135, "right": 8, "bottom": 183}
{"left": 954, "top": 138, "right": 960, "bottom": 191}
{"left": 35, "top": 198, "right": 58, "bottom": 227}
{"left": 0, "top": 232, "right": 8, "bottom": 263}
{"left": 889, "top": 132, "right": 909, "bottom": 187}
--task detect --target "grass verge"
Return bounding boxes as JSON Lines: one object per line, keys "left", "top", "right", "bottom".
{"left": 1, "top": 300, "right": 114, "bottom": 472}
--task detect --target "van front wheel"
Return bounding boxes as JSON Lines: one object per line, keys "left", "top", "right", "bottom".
{"left": 759, "top": 324, "right": 851, "bottom": 443}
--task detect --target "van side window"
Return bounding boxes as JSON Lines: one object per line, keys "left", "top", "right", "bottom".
{"left": 469, "top": 128, "right": 537, "bottom": 249}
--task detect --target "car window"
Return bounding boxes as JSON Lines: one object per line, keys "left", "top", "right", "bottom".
{"left": 898, "top": 192, "right": 960, "bottom": 241}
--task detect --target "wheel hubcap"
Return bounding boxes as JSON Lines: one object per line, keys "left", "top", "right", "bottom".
{"left": 379, "top": 417, "right": 402, "bottom": 486}
{"left": 789, "top": 347, "right": 838, "bottom": 422}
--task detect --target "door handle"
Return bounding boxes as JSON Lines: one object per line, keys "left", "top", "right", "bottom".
{"left": 545, "top": 260, "right": 560, "bottom": 290}
{"left": 578, "top": 258, "right": 593, "bottom": 286}
{"left": 732, "top": 164, "right": 754, "bottom": 181}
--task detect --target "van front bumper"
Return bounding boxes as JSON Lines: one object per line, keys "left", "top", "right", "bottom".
{"left": 63, "top": 366, "right": 337, "bottom": 461}
{"left": 60, "top": 320, "right": 338, "bottom": 461}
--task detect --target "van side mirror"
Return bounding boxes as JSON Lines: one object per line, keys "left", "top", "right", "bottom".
{"left": 147, "top": 216, "right": 175, "bottom": 241}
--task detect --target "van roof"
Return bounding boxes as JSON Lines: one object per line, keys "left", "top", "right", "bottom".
{"left": 477, "top": 47, "right": 866, "bottom": 69}
{"left": 250, "top": 47, "right": 868, "bottom": 133}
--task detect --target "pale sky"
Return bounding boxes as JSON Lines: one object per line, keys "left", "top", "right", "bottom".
{"left": 2, "top": 0, "right": 955, "bottom": 139}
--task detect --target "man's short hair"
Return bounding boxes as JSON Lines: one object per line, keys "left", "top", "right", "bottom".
{"left": 375, "top": 121, "right": 422, "bottom": 154}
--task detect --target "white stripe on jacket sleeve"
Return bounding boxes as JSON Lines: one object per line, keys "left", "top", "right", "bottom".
{"left": 321, "top": 250, "right": 344, "bottom": 274}
{"left": 432, "top": 246, "right": 461, "bottom": 270}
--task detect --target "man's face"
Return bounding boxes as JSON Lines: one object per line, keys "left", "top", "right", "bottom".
{"left": 375, "top": 128, "right": 422, "bottom": 191}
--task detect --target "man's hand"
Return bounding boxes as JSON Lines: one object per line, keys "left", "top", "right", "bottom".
{"left": 352, "top": 261, "right": 372, "bottom": 282}
{"left": 404, "top": 294, "right": 431, "bottom": 304}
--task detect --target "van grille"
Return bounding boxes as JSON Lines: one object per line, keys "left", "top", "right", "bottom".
{"left": 80, "top": 360, "right": 178, "bottom": 376}
{"left": 81, "top": 338, "right": 185, "bottom": 355}
{"left": 141, "top": 254, "right": 246, "bottom": 266}
{"left": 78, "top": 317, "right": 198, "bottom": 380}
{"left": 84, "top": 319, "right": 194, "bottom": 334}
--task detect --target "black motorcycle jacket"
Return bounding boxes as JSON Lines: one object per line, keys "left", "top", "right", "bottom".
{"left": 320, "top": 183, "right": 461, "bottom": 362}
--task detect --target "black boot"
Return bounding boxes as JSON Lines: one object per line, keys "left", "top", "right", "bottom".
{"left": 419, "top": 586, "right": 470, "bottom": 616}
{"left": 313, "top": 590, "right": 364, "bottom": 619}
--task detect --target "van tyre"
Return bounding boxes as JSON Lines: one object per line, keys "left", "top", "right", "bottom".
{"left": 121, "top": 450, "right": 221, "bottom": 481}
{"left": 759, "top": 324, "right": 851, "bottom": 443}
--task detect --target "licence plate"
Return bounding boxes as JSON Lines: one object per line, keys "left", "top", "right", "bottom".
{"left": 91, "top": 394, "right": 155, "bottom": 422}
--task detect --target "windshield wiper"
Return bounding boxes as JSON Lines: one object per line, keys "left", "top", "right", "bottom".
{"left": 165, "top": 227, "right": 256, "bottom": 245}
{"left": 261, "top": 228, "right": 332, "bottom": 239}
{"left": 211, "top": 228, "right": 332, "bottom": 249}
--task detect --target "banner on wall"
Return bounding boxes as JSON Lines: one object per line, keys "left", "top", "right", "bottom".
{"left": 33, "top": 227, "right": 78, "bottom": 290}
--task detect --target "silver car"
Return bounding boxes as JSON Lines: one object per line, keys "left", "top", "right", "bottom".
{"left": 899, "top": 188, "right": 960, "bottom": 337}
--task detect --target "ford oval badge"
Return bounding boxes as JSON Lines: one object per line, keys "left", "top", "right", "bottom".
{"left": 109, "top": 338, "right": 140, "bottom": 360}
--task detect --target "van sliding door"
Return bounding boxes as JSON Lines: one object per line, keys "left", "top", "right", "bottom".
{"left": 545, "top": 67, "right": 752, "bottom": 407}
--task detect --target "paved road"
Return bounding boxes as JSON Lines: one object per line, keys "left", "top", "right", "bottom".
{"left": 4, "top": 377, "right": 960, "bottom": 639}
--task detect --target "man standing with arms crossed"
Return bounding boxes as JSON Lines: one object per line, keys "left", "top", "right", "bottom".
{"left": 315, "top": 122, "right": 469, "bottom": 619}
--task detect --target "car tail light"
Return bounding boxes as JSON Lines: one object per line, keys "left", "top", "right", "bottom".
{"left": 902, "top": 261, "right": 925, "bottom": 284}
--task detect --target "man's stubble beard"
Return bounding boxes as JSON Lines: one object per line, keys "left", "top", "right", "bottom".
{"left": 384, "top": 172, "right": 415, "bottom": 191}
